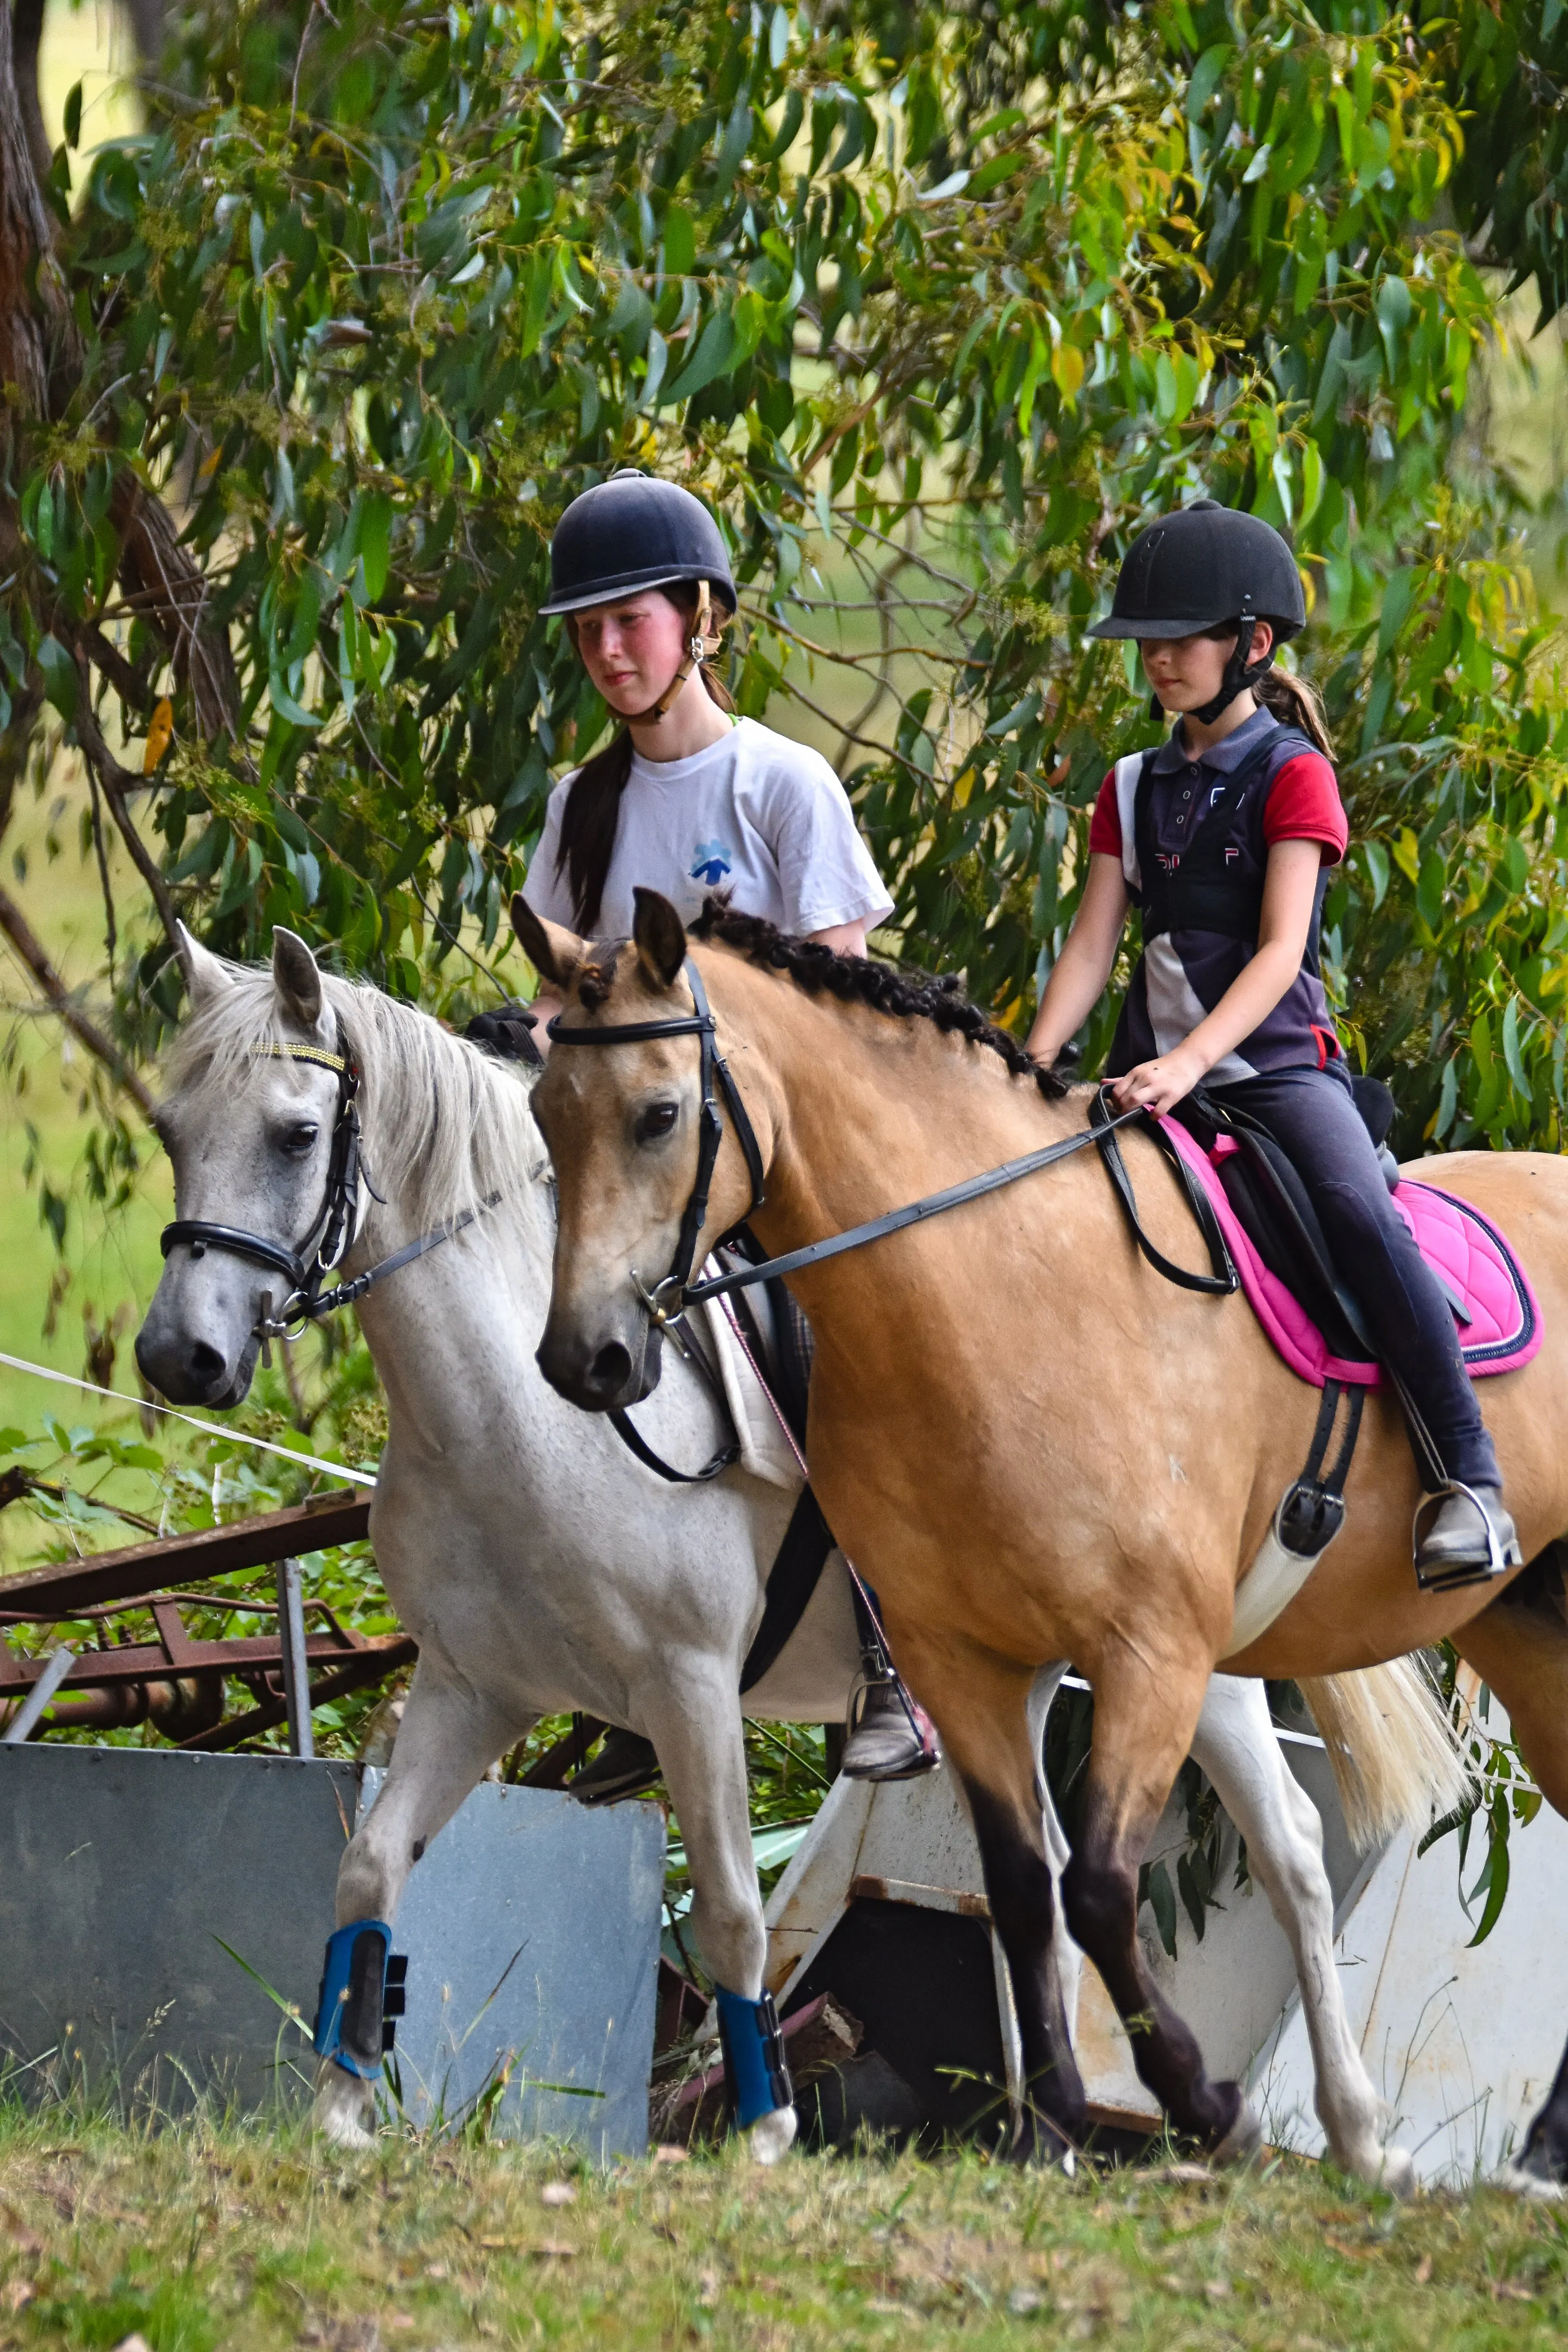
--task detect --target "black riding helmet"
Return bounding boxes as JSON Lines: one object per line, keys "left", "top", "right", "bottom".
{"left": 540, "top": 471, "right": 737, "bottom": 617}
{"left": 1088, "top": 499, "right": 1306, "bottom": 723}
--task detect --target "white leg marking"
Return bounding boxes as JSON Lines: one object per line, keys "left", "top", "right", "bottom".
{"left": 312, "top": 2059, "right": 376, "bottom": 2150}
{"left": 745, "top": 2105, "right": 799, "bottom": 2164}
{"left": 1192, "top": 1675, "right": 1415, "bottom": 2196}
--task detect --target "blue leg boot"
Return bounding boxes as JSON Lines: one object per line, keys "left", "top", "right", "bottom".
{"left": 311, "top": 1920, "right": 408, "bottom": 2146}
{"left": 714, "top": 1986, "right": 796, "bottom": 2163}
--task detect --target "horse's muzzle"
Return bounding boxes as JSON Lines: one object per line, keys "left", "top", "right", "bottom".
{"left": 133, "top": 1323, "right": 255, "bottom": 1411}
{"left": 536, "top": 1312, "right": 657, "bottom": 1413}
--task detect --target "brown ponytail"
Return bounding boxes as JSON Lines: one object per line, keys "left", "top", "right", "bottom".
{"left": 553, "top": 586, "right": 732, "bottom": 936}
{"left": 1200, "top": 619, "right": 1335, "bottom": 759}
{"left": 1256, "top": 665, "right": 1334, "bottom": 757}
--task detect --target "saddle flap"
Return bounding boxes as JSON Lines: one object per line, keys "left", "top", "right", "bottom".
{"left": 1213, "top": 1130, "right": 1375, "bottom": 1365}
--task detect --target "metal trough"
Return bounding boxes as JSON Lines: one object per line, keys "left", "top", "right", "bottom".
{"left": 0, "top": 1743, "right": 662, "bottom": 2156}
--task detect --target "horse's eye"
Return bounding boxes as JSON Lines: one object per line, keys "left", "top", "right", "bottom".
{"left": 636, "top": 1102, "right": 679, "bottom": 1144}
{"left": 279, "top": 1123, "right": 319, "bottom": 1155}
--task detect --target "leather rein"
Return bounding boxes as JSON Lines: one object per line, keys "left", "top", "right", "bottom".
{"left": 158, "top": 1024, "right": 493, "bottom": 1344}
{"left": 545, "top": 957, "right": 1239, "bottom": 1332}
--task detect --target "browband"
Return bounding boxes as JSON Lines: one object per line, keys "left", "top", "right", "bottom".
{"left": 249, "top": 1042, "right": 350, "bottom": 1074}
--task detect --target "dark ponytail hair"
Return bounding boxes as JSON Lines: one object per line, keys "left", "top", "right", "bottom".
{"left": 553, "top": 585, "right": 733, "bottom": 936}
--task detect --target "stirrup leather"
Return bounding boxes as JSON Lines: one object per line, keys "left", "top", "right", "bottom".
{"left": 1413, "top": 1482, "right": 1522, "bottom": 1595}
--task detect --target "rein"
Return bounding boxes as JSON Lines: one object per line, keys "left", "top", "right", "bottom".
{"left": 159, "top": 1025, "right": 498, "bottom": 1341}
{"left": 545, "top": 956, "right": 1239, "bottom": 1319}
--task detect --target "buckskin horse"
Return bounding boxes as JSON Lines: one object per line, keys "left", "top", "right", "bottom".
{"left": 137, "top": 927, "right": 1440, "bottom": 2178}
{"left": 515, "top": 888, "right": 1568, "bottom": 2189}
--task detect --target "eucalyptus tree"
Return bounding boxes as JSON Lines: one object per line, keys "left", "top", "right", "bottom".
{"left": 0, "top": 0, "right": 1564, "bottom": 1191}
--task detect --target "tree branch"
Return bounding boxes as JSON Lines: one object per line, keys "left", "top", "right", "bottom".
{"left": 0, "top": 882, "right": 155, "bottom": 1119}
{"left": 72, "top": 685, "right": 183, "bottom": 958}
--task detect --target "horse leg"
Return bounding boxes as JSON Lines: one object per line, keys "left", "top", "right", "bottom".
{"left": 1061, "top": 1655, "right": 1257, "bottom": 2156}
{"left": 911, "top": 1643, "right": 1084, "bottom": 2160}
{"left": 1190, "top": 1675, "right": 1414, "bottom": 2193}
{"left": 315, "top": 1657, "right": 523, "bottom": 2149}
{"left": 1453, "top": 1587, "right": 1568, "bottom": 2194}
{"left": 1028, "top": 1663, "right": 1083, "bottom": 2042}
{"left": 641, "top": 1669, "right": 795, "bottom": 2164}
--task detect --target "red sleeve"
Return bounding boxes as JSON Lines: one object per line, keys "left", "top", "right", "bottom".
{"left": 1087, "top": 770, "right": 1122, "bottom": 858}
{"left": 1263, "top": 753, "right": 1348, "bottom": 865}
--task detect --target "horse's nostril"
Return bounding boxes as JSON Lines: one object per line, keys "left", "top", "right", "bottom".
{"left": 188, "top": 1340, "right": 228, "bottom": 1385}
{"left": 588, "top": 1342, "right": 632, "bottom": 1396}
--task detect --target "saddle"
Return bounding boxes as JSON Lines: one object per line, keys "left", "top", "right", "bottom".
{"left": 1160, "top": 1086, "right": 1541, "bottom": 1392}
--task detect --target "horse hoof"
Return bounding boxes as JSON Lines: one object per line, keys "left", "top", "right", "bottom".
{"left": 1371, "top": 2145, "right": 1418, "bottom": 2200}
{"left": 1499, "top": 2159, "right": 1566, "bottom": 2202}
{"left": 745, "top": 2105, "right": 798, "bottom": 2165}
{"left": 1211, "top": 2096, "right": 1263, "bottom": 2166}
{"left": 313, "top": 2061, "right": 376, "bottom": 2151}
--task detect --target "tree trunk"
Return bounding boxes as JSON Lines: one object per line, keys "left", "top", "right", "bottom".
{"left": 0, "top": 0, "right": 238, "bottom": 746}
{"left": 0, "top": 0, "right": 76, "bottom": 428}
{"left": 9, "top": 0, "right": 50, "bottom": 192}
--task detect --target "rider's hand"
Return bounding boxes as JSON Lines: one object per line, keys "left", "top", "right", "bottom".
{"left": 1108, "top": 1044, "right": 1206, "bottom": 1117}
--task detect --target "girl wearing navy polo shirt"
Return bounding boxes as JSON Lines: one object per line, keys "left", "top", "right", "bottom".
{"left": 1026, "top": 501, "right": 1515, "bottom": 1586}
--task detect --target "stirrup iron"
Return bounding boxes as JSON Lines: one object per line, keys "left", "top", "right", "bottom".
{"left": 1412, "top": 1481, "right": 1522, "bottom": 1594}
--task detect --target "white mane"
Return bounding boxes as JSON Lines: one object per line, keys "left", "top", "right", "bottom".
{"left": 162, "top": 958, "right": 549, "bottom": 1237}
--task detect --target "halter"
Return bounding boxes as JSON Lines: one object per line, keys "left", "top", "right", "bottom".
{"left": 546, "top": 957, "right": 766, "bottom": 1332}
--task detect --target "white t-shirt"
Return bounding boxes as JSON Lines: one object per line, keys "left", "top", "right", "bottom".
{"left": 521, "top": 718, "right": 895, "bottom": 939}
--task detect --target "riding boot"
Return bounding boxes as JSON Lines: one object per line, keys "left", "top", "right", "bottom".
{"left": 568, "top": 1726, "right": 663, "bottom": 1804}
{"left": 1414, "top": 1484, "right": 1521, "bottom": 1591}
{"left": 839, "top": 1599, "right": 941, "bottom": 1780}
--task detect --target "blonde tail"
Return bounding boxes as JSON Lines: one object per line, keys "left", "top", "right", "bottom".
{"left": 1298, "top": 1657, "right": 1473, "bottom": 1853}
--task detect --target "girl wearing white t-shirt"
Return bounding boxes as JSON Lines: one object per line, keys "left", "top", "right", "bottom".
{"left": 518, "top": 470, "right": 926, "bottom": 1788}
{"left": 520, "top": 472, "right": 891, "bottom": 1017}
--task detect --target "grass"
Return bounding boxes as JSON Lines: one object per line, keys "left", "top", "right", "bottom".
{"left": 0, "top": 2111, "right": 1565, "bottom": 2350}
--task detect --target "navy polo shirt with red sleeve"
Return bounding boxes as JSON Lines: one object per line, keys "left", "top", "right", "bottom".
{"left": 1086, "top": 705, "right": 1349, "bottom": 1082}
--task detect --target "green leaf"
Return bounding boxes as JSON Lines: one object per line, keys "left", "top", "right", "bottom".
{"left": 1375, "top": 567, "right": 1419, "bottom": 660}
{"left": 662, "top": 205, "right": 696, "bottom": 279}
{"left": 1502, "top": 997, "right": 1529, "bottom": 1096}
{"left": 1467, "top": 1808, "right": 1510, "bottom": 1947}
{"left": 1185, "top": 44, "right": 1231, "bottom": 122}
{"left": 63, "top": 79, "right": 82, "bottom": 149}
{"left": 36, "top": 635, "right": 77, "bottom": 722}
{"left": 355, "top": 494, "right": 393, "bottom": 604}
{"left": 662, "top": 307, "right": 736, "bottom": 405}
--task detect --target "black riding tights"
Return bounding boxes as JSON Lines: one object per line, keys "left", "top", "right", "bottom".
{"left": 1205, "top": 1061, "right": 1500, "bottom": 1491}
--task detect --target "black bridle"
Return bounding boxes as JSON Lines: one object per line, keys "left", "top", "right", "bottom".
{"left": 547, "top": 958, "right": 765, "bottom": 1483}
{"left": 159, "top": 1025, "right": 497, "bottom": 1343}
{"left": 545, "top": 958, "right": 1238, "bottom": 1324}
{"left": 160, "top": 1029, "right": 367, "bottom": 1337}
{"left": 548, "top": 958, "right": 767, "bottom": 1333}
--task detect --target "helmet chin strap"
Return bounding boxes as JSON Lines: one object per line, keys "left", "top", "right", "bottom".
{"left": 1187, "top": 601, "right": 1277, "bottom": 726}
{"left": 645, "top": 579, "right": 719, "bottom": 721}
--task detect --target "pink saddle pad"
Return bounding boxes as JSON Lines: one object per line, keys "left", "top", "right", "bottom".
{"left": 1158, "top": 1118, "right": 1543, "bottom": 1390}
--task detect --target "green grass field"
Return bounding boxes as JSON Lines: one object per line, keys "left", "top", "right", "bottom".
{"left": 0, "top": 2110, "right": 1565, "bottom": 2351}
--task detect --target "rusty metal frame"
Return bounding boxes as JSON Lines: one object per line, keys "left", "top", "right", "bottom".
{"left": 0, "top": 1487, "right": 412, "bottom": 1752}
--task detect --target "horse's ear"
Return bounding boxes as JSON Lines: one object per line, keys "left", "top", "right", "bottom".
{"left": 272, "top": 927, "right": 324, "bottom": 1030}
{"left": 176, "top": 922, "right": 233, "bottom": 1011}
{"left": 632, "top": 888, "right": 686, "bottom": 993}
{"left": 510, "top": 893, "right": 584, "bottom": 990}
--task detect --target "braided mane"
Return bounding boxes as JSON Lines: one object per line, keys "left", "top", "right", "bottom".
{"left": 688, "top": 902, "right": 1068, "bottom": 1100}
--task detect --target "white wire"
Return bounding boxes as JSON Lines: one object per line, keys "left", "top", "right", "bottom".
{"left": 0, "top": 1348, "right": 377, "bottom": 1490}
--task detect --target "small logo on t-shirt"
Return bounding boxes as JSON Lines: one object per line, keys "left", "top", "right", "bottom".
{"left": 690, "top": 839, "right": 733, "bottom": 886}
